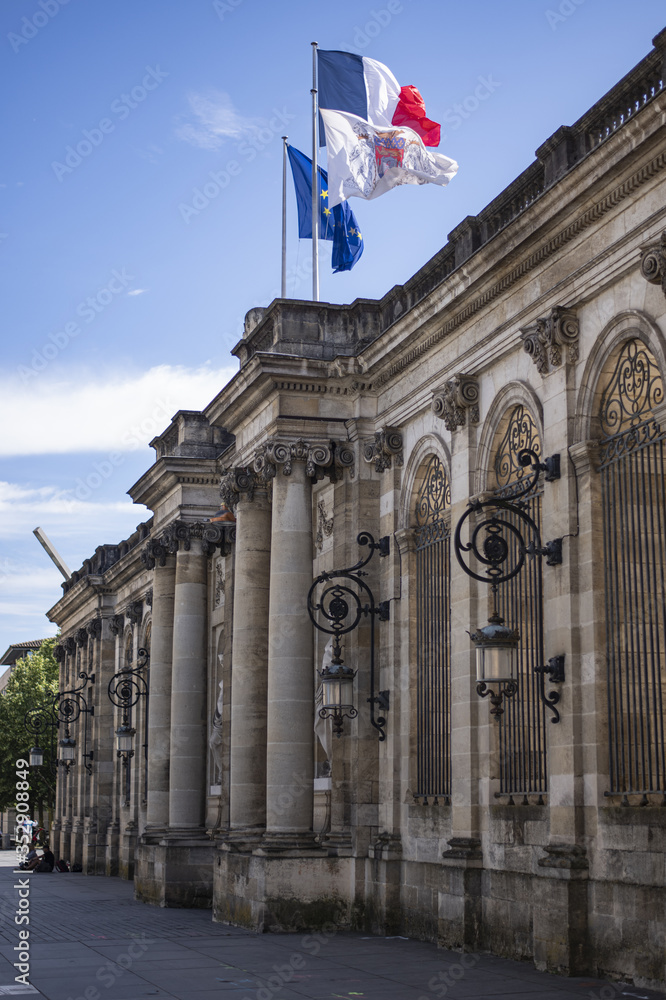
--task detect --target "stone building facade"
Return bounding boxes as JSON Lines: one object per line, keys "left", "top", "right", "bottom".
{"left": 46, "top": 31, "right": 666, "bottom": 991}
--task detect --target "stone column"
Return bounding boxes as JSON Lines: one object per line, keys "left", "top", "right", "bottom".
{"left": 90, "top": 617, "right": 116, "bottom": 875}
{"left": 168, "top": 527, "right": 208, "bottom": 830}
{"left": 256, "top": 440, "right": 328, "bottom": 847}
{"left": 144, "top": 548, "right": 176, "bottom": 831}
{"left": 222, "top": 469, "right": 271, "bottom": 840}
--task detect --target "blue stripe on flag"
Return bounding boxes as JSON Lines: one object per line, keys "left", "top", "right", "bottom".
{"left": 317, "top": 50, "right": 367, "bottom": 144}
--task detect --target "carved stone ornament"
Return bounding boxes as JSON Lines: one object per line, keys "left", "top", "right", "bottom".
{"left": 432, "top": 374, "right": 479, "bottom": 431}
{"left": 329, "top": 441, "right": 355, "bottom": 482}
{"left": 86, "top": 617, "right": 102, "bottom": 640}
{"left": 253, "top": 439, "right": 332, "bottom": 480}
{"left": 214, "top": 560, "right": 225, "bottom": 608}
{"left": 315, "top": 499, "right": 334, "bottom": 552}
{"left": 109, "top": 613, "right": 124, "bottom": 637}
{"left": 142, "top": 538, "right": 169, "bottom": 570}
{"left": 520, "top": 306, "right": 579, "bottom": 374}
{"left": 125, "top": 601, "right": 143, "bottom": 626}
{"left": 219, "top": 466, "right": 262, "bottom": 511}
{"left": 145, "top": 589, "right": 153, "bottom": 608}
{"left": 74, "top": 627, "right": 89, "bottom": 647}
{"left": 640, "top": 230, "right": 666, "bottom": 296}
{"left": 144, "top": 519, "right": 235, "bottom": 562}
{"left": 54, "top": 643, "right": 65, "bottom": 663}
{"left": 363, "top": 427, "right": 403, "bottom": 473}
{"left": 63, "top": 636, "right": 77, "bottom": 655}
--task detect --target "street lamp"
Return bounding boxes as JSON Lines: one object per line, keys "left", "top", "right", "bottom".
{"left": 115, "top": 723, "right": 136, "bottom": 757}
{"left": 58, "top": 734, "right": 77, "bottom": 764}
{"left": 24, "top": 668, "right": 95, "bottom": 774}
{"left": 318, "top": 638, "right": 357, "bottom": 737}
{"left": 454, "top": 447, "right": 565, "bottom": 722}
{"left": 308, "top": 531, "right": 390, "bottom": 740}
{"left": 107, "top": 647, "right": 149, "bottom": 765}
{"left": 470, "top": 611, "right": 520, "bottom": 716}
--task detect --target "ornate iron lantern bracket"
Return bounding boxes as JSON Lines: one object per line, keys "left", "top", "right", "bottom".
{"left": 308, "top": 531, "right": 391, "bottom": 740}
{"left": 107, "top": 648, "right": 150, "bottom": 765}
{"left": 25, "top": 669, "right": 95, "bottom": 774}
{"left": 534, "top": 655, "right": 565, "bottom": 723}
{"left": 454, "top": 448, "right": 564, "bottom": 721}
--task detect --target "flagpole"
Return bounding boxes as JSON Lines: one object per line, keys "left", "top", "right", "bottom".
{"left": 281, "top": 136, "right": 288, "bottom": 298}
{"left": 311, "top": 40, "right": 319, "bottom": 302}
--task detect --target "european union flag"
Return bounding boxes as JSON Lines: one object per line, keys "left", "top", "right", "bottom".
{"left": 286, "top": 145, "right": 363, "bottom": 273}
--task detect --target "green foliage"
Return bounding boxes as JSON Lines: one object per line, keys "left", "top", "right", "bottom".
{"left": 0, "top": 638, "right": 59, "bottom": 817}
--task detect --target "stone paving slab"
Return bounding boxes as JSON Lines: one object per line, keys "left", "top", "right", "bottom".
{"left": 0, "top": 854, "right": 663, "bottom": 1000}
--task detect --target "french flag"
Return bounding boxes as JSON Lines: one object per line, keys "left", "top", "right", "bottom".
{"left": 317, "top": 49, "right": 441, "bottom": 147}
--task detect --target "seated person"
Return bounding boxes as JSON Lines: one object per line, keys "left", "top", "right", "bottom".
{"left": 19, "top": 848, "right": 39, "bottom": 870}
{"left": 36, "top": 847, "right": 54, "bottom": 872}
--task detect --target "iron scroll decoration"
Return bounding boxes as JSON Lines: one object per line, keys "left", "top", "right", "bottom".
{"left": 453, "top": 447, "right": 565, "bottom": 723}
{"left": 307, "top": 531, "right": 390, "bottom": 740}
{"left": 25, "top": 669, "right": 95, "bottom": 774}
{"left": 453, "top": 448, "right": 562, "bottom": 586}
{"left": 107, "top": 647, "right": 149, "bottom": 763}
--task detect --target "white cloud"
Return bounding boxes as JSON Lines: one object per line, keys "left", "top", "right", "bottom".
{"left": 0, "top": 363, "right": 238, "bottom": 457}
{"left": 175, "top": 90, "right": 266, "bottom": 150}
{"left": 127, "top": 288, "right": 148, "bottom": 296}
{"left": 0, "top": 482, "right": 139, "bottom": 540}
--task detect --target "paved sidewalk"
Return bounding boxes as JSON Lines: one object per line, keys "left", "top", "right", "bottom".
{"left": 0, "top": 855, "right": 662, "bottom": 1000}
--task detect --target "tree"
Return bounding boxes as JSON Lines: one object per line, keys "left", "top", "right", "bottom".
{"left": 0, "top": 638, "right": 59, "bottom": 828}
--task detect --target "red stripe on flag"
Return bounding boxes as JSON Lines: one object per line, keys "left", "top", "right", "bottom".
{"left": 391, "top": 85, "right": 441, "bottom": 147}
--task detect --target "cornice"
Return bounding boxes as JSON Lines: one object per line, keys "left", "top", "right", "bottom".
{"left": 370, "top": 140, "right": 666, "bottom": 389}
{"left": 366, "top": 100, "right": 666, "bottom": 390}
{"left": 128, "top": 456, "right": 219, "bottom": 510}
{"left": 46, "top": 577, "right": 105, "bottom": 628}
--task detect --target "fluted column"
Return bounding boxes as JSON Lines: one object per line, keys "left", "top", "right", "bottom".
{"left": 222, "top": 468, "right": 271, "bottom": 836}
{"left": 168, "top": 529, "right": 208, "bottom": 830}
{"left": 255, "top": 440, "right": 329, "bottom": 843}
{"left": 143, "top": 543, "right": 176, "bottom": 831}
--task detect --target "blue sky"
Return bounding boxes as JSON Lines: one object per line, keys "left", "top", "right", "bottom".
{"left": 1, "top": 0, "right": 664, "bottom": 654}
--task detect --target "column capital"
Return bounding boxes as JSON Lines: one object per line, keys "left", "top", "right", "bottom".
{"left": 254, "top": 438, "right": 332, "bottom": 480}
{"left": 363, "top": 427, "right": 403, "bottom": 473}
{"left": 145, "top": 519, "right": 235, "bottom": 562}
{"left": 520, "top": 306, "right": 579, "bottom": 374}
{"left": 640, "top": 229, "right": 666, "bottom": 296}
{"left": 108, "top": 613, "right": 124, "bottom": 637}
{"left": 124, "top": 600, "right": 143, "bottom": 625}
{"left": 219, "top": 465, "right": 266, "bottom": 511}
{"left": 74, "top": 627, "right": 89, "bottom": 647}
{"left": 432, "top": 374, "right": 479, "bottom": 431}
{"left": 85, "top": 617, "right": 102, "bottom": 641}
{"left": 142, "top": 537, "right": 171, "bottom": 570}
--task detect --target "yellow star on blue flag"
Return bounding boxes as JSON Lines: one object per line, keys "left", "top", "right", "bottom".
{"left": 286, "top": 145, "right": 364, "bottom": 273}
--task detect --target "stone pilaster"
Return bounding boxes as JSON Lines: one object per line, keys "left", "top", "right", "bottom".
{"left": 169, "top": 529, "right": 208, "bottom": 830}
{"left": 221, "top": 468, "right": 271, "bottom": 844}
{"left": 144, "top": 546, "right": 175, "bottom": 832}
{"left": 254, "top": 440, "right": 324, "bottom": 851}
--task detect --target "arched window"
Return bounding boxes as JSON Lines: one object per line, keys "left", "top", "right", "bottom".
{"left": 414, "top": 455, "right": 451, "bottom": 801}
{"left": 491, "top": 405, "right": 547, "bottom": 798}
{"left": 598, "top": 339, "right": 666, "bottom": 798}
